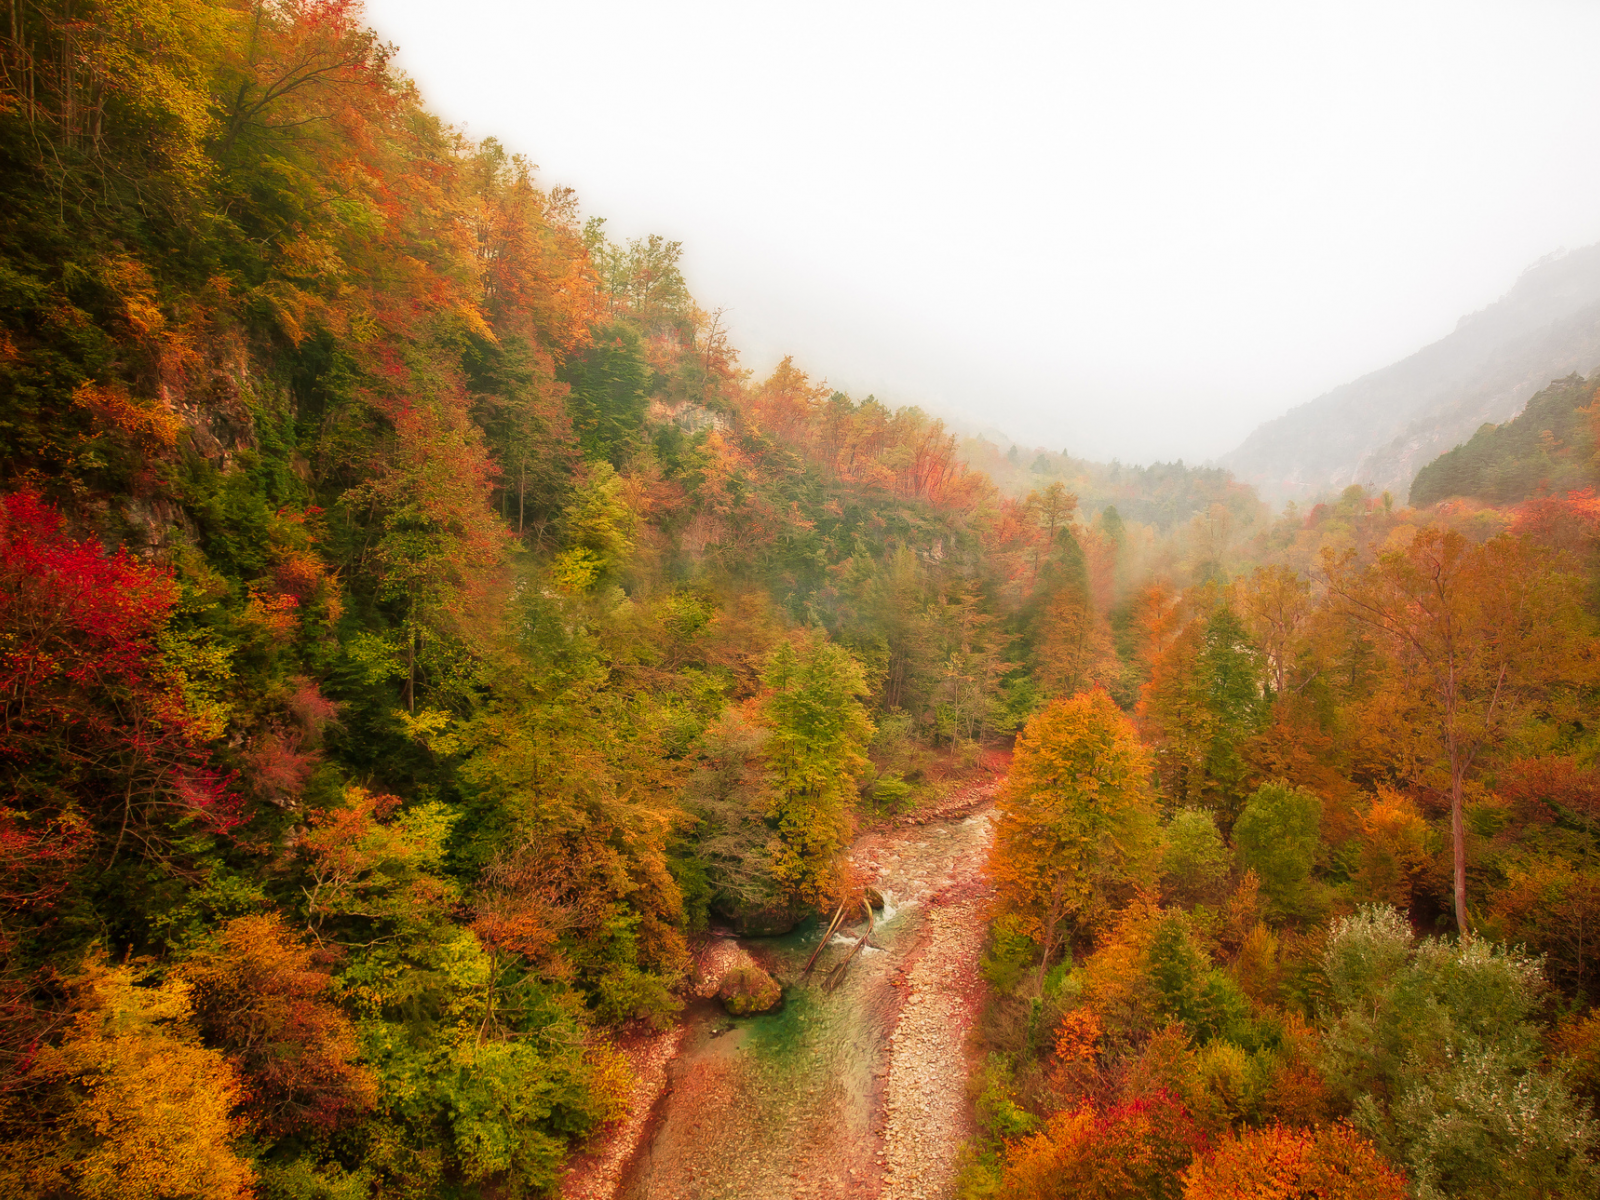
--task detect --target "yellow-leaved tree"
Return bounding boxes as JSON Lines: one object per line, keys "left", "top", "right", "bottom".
{"left": 990, "top": 689, "right": 1158, "bottom": 989}
{"left": 0, "top": 953, "right": 254, "bottom": 1199}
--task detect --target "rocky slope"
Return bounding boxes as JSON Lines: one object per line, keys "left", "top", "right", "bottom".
{"left": 1221, "top": 245, "right": 1600, "bottom": 502}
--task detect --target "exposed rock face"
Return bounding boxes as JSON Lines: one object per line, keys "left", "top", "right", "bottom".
{"left": 717, "top": 964, "right": 781, "bottom": 1015}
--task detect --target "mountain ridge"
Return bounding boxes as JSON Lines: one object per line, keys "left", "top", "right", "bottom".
{"left": 1219, "top": 244, "right": 1600, "bottom": 502}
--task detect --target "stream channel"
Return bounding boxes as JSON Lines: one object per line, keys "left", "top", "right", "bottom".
{"left": 617, "top": 796, "right": 997, "bottom": 1200}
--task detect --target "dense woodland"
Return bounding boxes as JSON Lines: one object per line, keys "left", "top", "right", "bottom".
{"left": 2, "top": 2, "right": 1600, "bottom": 1198}
{"left": 1409, "top": 371, "right": 1600, "bottom": 508}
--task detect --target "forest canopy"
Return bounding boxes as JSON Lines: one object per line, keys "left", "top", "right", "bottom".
{"left": 1, "top": 2, "right": 1599, "bottom": 1198}
{"left": 1409, "top": 372, "right": 1600, "bottom": 508}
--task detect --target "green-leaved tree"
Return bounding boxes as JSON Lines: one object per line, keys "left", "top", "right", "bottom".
{"left": 760, "top": 633, "right": 874, "bottom": 907}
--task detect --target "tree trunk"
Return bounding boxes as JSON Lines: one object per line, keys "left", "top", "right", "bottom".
{"left": 60, "top": 3, "right": 73, "bottom": 145}
{"left": 1445, "top": 650, "right": 1470, "bottom": 934}
{"left": 1036, "top": 882, "right": 1068, "bottom": 994}
{"left": 1450, "top": 752, "right": 1469, "bottom": 933}
{"left": 405, "top": 627, "right": 417, "bottom": 713}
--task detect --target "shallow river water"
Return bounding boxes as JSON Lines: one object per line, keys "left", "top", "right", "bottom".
{"left": 617, "top": 799, "right": 997, "bottom": 1200}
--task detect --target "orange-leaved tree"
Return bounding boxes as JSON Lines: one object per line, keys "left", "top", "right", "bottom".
{"left": 182, "top": 913, "right": 376, "bottom": 1138}
{"left": 1182, "top": 1123, "right": 1406, "bottom": 1200}
{"left": 1235, "top": 563, "right": 1313, "bottom": 698}
{"left": 1035, "top": 585, "right": 1119, "bottom": 701}
{"left": 297, "top": 785, "right": 457, "bottom": 942}
{"left": 1323, "top": 528, "right": 1593, "bottom": 930}
{"left": 1484, "top": 756, "right": 1600, "bottom": 996}
{"left": 1002, "top": 1093, "right": 1205, "bottom": 1200}
{"left": 990, "top": 689, "right": 1158, "bottom": 989}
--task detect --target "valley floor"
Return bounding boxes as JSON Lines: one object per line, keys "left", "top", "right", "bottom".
{"left": 567, "top": 781, "right": 999, "bottom": 1200}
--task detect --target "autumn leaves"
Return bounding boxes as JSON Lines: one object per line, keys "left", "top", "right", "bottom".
{"left": 972, "top": 517, "right": 1600, "bottom": 1198}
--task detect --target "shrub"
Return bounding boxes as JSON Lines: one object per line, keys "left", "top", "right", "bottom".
{"left": 1321, "top": 906, "right": 1600, "bottom": 1198}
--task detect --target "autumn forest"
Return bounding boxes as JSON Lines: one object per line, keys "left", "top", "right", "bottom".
{"left": 3, "top": 2, "right": 1600, "bottom": 1198}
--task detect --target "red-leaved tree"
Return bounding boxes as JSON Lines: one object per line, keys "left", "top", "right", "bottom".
{"left": 0, "top": 490, "right": 236, "bottom": 902}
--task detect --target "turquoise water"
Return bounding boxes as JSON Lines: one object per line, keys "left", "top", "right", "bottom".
{"left": 742, "top": 984, "right": 819, "bottom": 1059}
{"left": 617, "top": 813, "right": 993, "bottom": 1200}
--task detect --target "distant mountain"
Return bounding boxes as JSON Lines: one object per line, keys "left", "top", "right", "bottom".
{"left": 1409, "top": 373, "right": 1597, "bottom": 507}
{"left": 1219, "top": 245, "right": 1600, "bottom": 503}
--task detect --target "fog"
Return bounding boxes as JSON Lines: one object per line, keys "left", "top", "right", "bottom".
{"left": 367, "top": 0, "right": 1600, "bottom": 463}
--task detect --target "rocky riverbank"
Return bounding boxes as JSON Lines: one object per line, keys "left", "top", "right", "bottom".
{"left": 862, "top": 807, "right": 997, "bottom": 1200}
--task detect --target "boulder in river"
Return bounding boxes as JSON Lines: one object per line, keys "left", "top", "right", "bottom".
{"left": 717, "top": 964, "right": 782, "bottom": 1015}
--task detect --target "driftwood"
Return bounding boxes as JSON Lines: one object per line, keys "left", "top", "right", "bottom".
{"left": 823, "top": 898, "right": 875, "bottom": 990}
{"left": 801, "top": 899, "right": 851, "bottom": 977}
{"left": 801, "top": 892, "right": 879, "bottom": 988}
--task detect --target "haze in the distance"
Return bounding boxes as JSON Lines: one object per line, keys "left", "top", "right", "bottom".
{"left": 368, "top": 0, "right": 1600, "bottom": 464}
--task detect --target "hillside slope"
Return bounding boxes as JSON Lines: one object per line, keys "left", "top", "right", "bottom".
{"left": 1408, "top": 372, "right": 1598, "bottom": 506}
{"left": 0, "top": 4, "right": 1064, "bottom": 1193}
{"left": 1220, "top": 245, "right": 1600, "bottom": 502}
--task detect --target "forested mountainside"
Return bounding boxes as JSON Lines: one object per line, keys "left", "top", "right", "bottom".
{"left": 1221, "top": 244, "right": 1600, "bottom": 502}
{"left": 0, "top": 2, "right": 1107, "bottom": 1193}
{"left": 3, "top": 4, "right": 1600, "bottom": 1200}
{"left": 1410, "top": 372, "right": 1599, "bottom": 507}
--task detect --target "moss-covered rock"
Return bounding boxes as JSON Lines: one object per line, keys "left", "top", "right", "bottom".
{"left": 717, "top": 965, "right": 782, "bottom": 1015}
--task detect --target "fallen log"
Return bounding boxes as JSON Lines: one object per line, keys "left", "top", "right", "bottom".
{"left": 801, "top": 899, "right": 850, "bottom": 977}
{"left": 824, "top": 898, "right": 876, "bottom": 990}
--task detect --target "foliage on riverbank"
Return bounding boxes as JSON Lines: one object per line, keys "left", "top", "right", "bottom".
{"left": 964, "top": 500, "right": 1600, "bottom": 1198}
{"left": 4, "top": 2, "right": 1600, "bottom": 1197}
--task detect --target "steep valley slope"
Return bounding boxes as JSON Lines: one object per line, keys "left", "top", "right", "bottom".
{"left": 1221, "top": 244, "right": 1600, "bottom": 502}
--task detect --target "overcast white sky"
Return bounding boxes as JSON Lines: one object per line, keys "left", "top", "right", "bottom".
{"left": 368, "top": 0, "right": 1600, "bottom": 463}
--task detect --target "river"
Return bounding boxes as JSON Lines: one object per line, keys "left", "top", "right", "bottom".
{"left": 614, "top": 786, "right": 998, "bottom": 1200}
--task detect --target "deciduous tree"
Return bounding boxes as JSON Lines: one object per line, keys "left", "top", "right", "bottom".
{"left": 182, "top": 913, "right": 376, "bottom": 1137}
{"left": 1002, "top": 1093, "right": 1205, "bottom": 1200}
{"left": 990, "top": 690, "right": 1158, "bottom": 984}
{"left": 1232, "top": 782, "right": 1322, "bottom": 921}
{"left": 1323, "top": 529, "right": 1594, "bottom": 930}
{"left": 759, "top": 633, "right": 873, "bottom": 907}
{"left": 0, "top": 490, "right": 236, "bottom": 896}
{"left": 1182, "top": 1123, "right": 1406, "bottom": 1200}
{"left": 0, "top": 954, "right": 254, "bottom": 1200}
